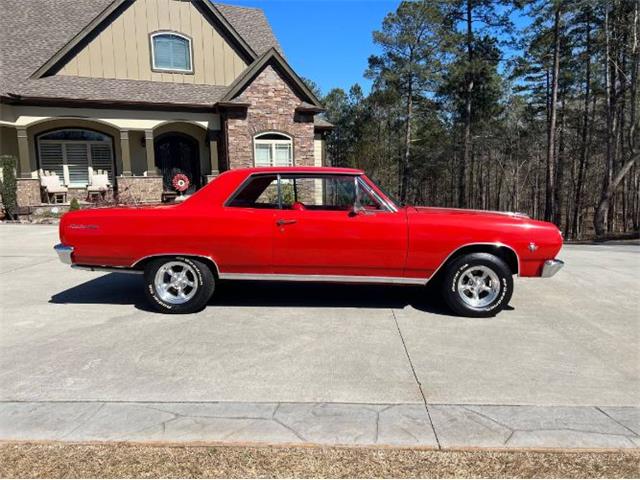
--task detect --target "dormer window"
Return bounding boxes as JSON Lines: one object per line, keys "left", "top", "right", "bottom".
{"left": 150, "top": 32, "right": 193, "bottom": 73}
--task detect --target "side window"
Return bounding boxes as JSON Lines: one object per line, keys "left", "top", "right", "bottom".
{"left": 227, "top": 175, "right": 279, "bottom": 209}
{"left": 280, "top": 175, "right": 382, "bottom": 211}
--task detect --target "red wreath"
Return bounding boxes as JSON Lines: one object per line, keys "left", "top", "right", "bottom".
{"left": 172, "top": 173, "right": 190, "bottom": 193}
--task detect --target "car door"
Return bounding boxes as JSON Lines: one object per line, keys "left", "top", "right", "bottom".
{"left": 272, "top": 174, "right": 407, "bottom": 278}
{"left": 216, "top": 174, "right": 279, "bottom": 274}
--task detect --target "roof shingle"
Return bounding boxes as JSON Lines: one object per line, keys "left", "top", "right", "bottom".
{"left": 0, "top": 0, "right": 282, "bottom": 107}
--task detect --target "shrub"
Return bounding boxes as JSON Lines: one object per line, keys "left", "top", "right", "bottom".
{"left": 69, "top": 197, "right": 80, "bottom": 211}
{"left": 0, "top": 155, "right": 18, "bottom": 220}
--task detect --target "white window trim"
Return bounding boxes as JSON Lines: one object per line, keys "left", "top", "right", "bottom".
{"left": 38, "top": 137, "right": 113, "bottom": 187}
{"left": 253, "top": 132, "right": 293, "bottom": 167}
{"left": 150, "top": 31, "right": 194, "bottom": 74}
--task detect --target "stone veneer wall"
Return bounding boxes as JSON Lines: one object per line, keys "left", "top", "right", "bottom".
{"left": 225, "top": 65, "right": 315, "bottom": 169}
{"left": 16, "top": 179, "right": 41, "bottom": 207}
{"left": 116, "top": 176, "right": 163, "bottom": 204}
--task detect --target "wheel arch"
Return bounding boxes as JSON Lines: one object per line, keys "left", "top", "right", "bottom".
{"left": 429, "top": 242, "right": 520, "bottom": 282}
{"left": 132, "top": 254, "right": 220, "bottom": 279}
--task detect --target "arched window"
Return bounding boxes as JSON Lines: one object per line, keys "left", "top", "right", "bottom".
{"left": 151, "top": 32, "right": 192, "bottom": 72}
{"left": 254, "top": 132, "right": 293, "bottom": 167}
{"left": 37, "top": 129, "right": 114, "bottom": 187}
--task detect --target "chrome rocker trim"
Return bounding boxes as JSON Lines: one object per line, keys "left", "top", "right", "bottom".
{"left": 71, "top": 265, "right": 142, "bottom": 275}
{"left": 54, "top": 243, "right": 74, "bottom": 265}
{"left": 541, "top": 259, "right": 564, "bottom": 278}
{"left": 218, "top": 272, "right": 426, "bottom": 285}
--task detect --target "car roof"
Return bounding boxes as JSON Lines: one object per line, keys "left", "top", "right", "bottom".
{"left": 229, "top": 166, "right": 364, "bottom": 176}
{"left": 187, "top": 166, "right": 372, "bottom": 207}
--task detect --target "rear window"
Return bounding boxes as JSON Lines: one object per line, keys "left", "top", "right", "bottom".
{"left": 227, "top": 175, "right": 279, "bottom": 209}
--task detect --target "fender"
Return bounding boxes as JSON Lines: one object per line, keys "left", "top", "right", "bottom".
{"left": 130, "top": 253, "right": 220, "bottom": 276}
{"left": 425, "top": 242, "right": 521, "bottom": 283}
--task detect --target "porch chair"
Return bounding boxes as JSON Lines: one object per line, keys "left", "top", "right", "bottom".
{"left": 87, "top": 170, "right": 111, "bottom": 201}
{"left": 40, "top": 171, "right": 68, "bottom": 204}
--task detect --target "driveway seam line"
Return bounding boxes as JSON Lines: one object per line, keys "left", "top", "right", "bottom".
{"left": 595, "top": 406, "right": 640, "bottom": 437}
{"left": 0, "top": 258, "right": 55, "bottom": 275}
{"left": 390, "top": 308, "right": 441, "bottom": 449}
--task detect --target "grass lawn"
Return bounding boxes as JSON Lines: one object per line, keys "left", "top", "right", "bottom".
{"left": 1, "top": 443, "right": 638, "bottom": 478}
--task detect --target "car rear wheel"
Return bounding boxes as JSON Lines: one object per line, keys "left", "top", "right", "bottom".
{"left": 441, "top": 253, "right": 513, "bottom": 317}
{"left": 144, "top": 257, "right": 215, "bottom": 314}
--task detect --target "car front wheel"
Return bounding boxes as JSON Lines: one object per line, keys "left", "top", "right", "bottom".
{"left": 441, "top": 253, "right": 513, "bottom": 317}
{"left": 144, "top": 257, "right": 215, "bottom": 314}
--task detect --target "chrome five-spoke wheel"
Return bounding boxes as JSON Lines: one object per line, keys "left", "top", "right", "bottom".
{"left": 456, "top": 265, "right": 500, "bottom": 308}
{"left": 154, "top": 261, "right": 199, "bottom": 305}
{"left": 442, "top": 252, "right": 513, "bottom": 317}
{"left": 144, "top": 257, "right": 215, "bottom": 314}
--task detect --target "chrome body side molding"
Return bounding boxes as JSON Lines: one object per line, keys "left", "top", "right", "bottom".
{"left": 72, "top": 265, "right": 142, "bottom": 275}
{"left": 218, "top": 272, "right": 426, "bottom": 285}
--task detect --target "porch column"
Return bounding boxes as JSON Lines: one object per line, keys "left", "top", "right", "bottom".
{"left": 16, "top": 127, "right": 31, "bottom": 178}
{"left": 208, "top": 129, "right": 219, "bottom": 175}
{"left": 119, "top": 130, "right": 132, "bottom": 176}
{"left": 144, "top": 129, "right": 160, "bottom": 175}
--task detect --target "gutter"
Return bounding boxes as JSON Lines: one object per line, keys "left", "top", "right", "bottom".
{"left": 1, "top": 93, "right": 216, "bottom": 112}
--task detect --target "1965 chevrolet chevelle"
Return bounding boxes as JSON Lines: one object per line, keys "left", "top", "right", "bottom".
{"left": 55, "top": 167, "right": 563, "bottom": 317}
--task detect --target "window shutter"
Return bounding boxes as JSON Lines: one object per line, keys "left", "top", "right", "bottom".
{"left": 65, "top": 143, "right": 90, "bottom": 186}
{"left": 90, "top": 143, "right": 114, "bottom": 182}
{"left": 38, "top": 143, "right": 65, "bottom": 180}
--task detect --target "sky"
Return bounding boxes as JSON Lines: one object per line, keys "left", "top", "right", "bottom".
{"left": 219, "top": 1, "right": 531, "bottom": 97}
{"left": 218, "top": 0, "right": 401, "bottom": 95}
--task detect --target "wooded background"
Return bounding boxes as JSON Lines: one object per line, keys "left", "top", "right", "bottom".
{"left": 309, "top": 0, "right": 639, "bottom": 239}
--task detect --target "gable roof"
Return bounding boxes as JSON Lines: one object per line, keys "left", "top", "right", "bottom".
{"left": 220, "top": 48, "right": 323, "bottom": 108}
{"left": 0, "top": 0, "right": 284, "bottom": 108}
{"left": 213, "top": 3, "right": 283, "bottom": 57}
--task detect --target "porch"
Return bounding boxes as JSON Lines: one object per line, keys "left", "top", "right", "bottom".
{"left": 1, "top": 112, "right": 221, "bottom": 207}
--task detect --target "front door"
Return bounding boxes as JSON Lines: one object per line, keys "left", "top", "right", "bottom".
{"left": 155, "top": 133, "right": 200, "bottom": 194}
{"left": 271, "top": 174, "right": 407, "bottom": 278}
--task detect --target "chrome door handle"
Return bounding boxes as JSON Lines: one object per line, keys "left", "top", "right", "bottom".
{"left": 276, "top": 219, "right": 297, "bottom": 226}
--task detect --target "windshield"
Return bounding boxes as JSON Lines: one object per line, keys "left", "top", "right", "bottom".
{"left": 369, "top": 178, "right": 404, "bottom": 208}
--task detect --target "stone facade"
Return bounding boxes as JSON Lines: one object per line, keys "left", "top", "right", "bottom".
{"left": 16, "top": 178, "right": 41, "bottom": 207}
{"left": 225, "top": 65, "right": 315, "bottom": 169}
{"left": 116, "top": 176, "right": 163, "bottom": 204}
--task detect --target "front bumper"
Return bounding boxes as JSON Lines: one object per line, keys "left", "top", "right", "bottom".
{"left": 54, "top": 243, "right": 74, "bottom": 265}
{"left": 541, "top": 259, "right": 564, "bottom": 278}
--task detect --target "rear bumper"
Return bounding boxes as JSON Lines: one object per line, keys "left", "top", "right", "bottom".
{"left": 54, "top": 243, "right": 74, "bottom": 265}
{"left": 541, "top": 259, "right": 564, "bottom": 278}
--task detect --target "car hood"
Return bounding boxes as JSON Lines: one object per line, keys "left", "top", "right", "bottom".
{"left": 408, "top": 206, "right": 530, "bottom": 221}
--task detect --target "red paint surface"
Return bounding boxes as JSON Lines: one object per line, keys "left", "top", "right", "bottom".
{"left": 59, "top": 167, "right": 563, "bottom": 279}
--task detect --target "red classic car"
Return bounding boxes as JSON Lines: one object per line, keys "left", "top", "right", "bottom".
{"left": 55, "top": 167, "right": 563, "bottom": 317}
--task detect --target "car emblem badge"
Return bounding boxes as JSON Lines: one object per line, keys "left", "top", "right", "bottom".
{"left": 528, "top": 242, "right": 538, "bottom": 252}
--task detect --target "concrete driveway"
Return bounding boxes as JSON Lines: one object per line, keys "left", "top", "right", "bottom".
{"left": 1, "top": 224, "right": 639, "bottom": 448}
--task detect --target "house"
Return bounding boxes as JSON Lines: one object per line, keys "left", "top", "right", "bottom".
{"left": 0, "top": 0, "right": 331, "bottom": 207}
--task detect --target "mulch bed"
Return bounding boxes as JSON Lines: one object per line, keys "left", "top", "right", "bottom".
{"left": 1, "top": 442, "right": 638, "bottom": 478}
